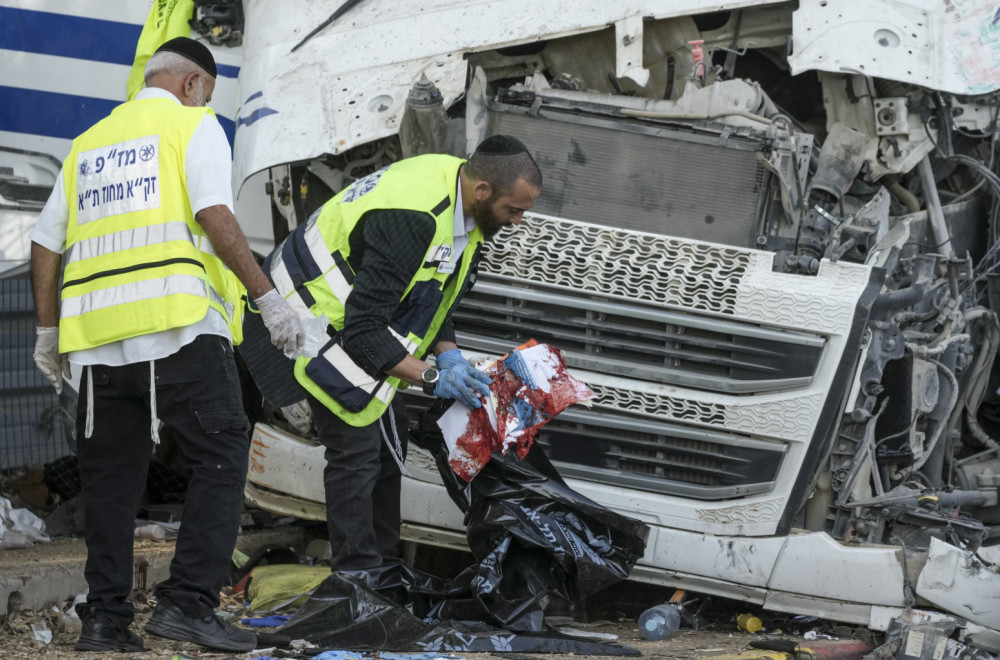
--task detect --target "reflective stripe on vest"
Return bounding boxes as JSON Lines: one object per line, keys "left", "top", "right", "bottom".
{"left": 61, "top": 273, "right": 211, "bottom": 318}
{"left": 64, "top": 221, "right": 193, "bottom": 265}
{"left": 58, "top": 97, "right": 245, "bottom": 352}
{"left": 267, "top": 154, "right": 482, "bottom": 426}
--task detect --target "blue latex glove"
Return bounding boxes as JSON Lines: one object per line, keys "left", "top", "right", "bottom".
{"left": 434, "top": 360, "right": 492, "bottom": 409}
{"left": 434, "top": 348, "right": 466, "bottom": 371}
{"left": 240, "top": 614, "right": 291, "bottom": 627}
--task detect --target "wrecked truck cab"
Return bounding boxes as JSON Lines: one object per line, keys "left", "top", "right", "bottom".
{"left": 230, "top": 0, "right": 1000, "bottom": 647}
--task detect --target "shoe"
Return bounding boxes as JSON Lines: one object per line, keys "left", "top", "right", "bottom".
{"left": 145, "top": 602, "right": 256, "bottom": 652}
{"left": 75, "top": 617, "right": 145, "bottom": 652}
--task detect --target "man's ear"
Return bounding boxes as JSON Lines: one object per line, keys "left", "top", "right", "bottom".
{"left": 180, "top": 71, "right": 200, "bottom": 102}
{"left": 473, "top": 180, "right": 492, "bottom": 201}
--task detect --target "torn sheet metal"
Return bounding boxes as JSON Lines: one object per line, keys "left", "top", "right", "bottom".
{"left": 234, "top": 0, "right": 787, "bottom": 190}
{"left": 915, "top": 537, "right": 1000, "bottom": 630}
{"left": 789, "top": 0, "right": 1000, "bottom": 95}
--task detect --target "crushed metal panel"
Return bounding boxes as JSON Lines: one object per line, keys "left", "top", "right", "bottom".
{"left": 763, "top": 590, "right": 873, "bottom": 626}
{"left": 915, "top": 537, "right": 1000, "bottom": 630}
{"left": 789, "top": 0, "right": 1000, "bottom": 94}
{"left": 485, "top": 108, "right": 769, "bottom": 248}
{"left": 399, "top": 476, "right": 468, "bottom": 532}
{"left": 235, "top": 0, "right": 788, "bottom": 189}
{"left": 638, "top": 525, "right": 786, "bottom": 587}
{"left": 767, "top": 532, "right": 908, "bottom": 607}
{"left": 247, "top": 423, "right": 325, "bottom": 501}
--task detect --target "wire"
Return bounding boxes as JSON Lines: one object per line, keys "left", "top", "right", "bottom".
{"left": 874, "top": 416, "right": 918, "bottom": 450}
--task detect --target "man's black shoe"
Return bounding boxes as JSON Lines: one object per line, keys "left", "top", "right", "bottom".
{"left": 144, "top": 602, "right": 256, "bottom": 652}
{"left": 75, "top": 618, "right": 145, "bottom": 652}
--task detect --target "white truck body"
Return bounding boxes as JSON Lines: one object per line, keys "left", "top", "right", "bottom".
{"left": 3, "top": 0, "right": 999, "bottom": 648}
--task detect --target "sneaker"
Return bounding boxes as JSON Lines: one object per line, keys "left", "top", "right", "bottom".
{"left": 75, "top": 617, "right": 145, "bottom": 652}
{"left": 144, "top": 602, "right": 256, "bottom": 652}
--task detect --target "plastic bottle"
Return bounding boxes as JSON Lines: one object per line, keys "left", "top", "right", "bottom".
{"left": 638, "top": 604, "right": 681, "bottom": 640}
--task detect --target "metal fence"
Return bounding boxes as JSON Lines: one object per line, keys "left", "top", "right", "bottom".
{"left": 0, "top": 273, "right": 70, "bottom": 470}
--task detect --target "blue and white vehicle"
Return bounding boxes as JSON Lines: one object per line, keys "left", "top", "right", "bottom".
{"left": 3, "top": 0, "right": 1000, "bottom": 650}
{"left": 0, "top": 0, "right": 272, "bottom": 275}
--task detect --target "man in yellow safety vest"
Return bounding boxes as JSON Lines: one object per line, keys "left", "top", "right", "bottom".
{"left": 30, "top": 37, "right": 303, "bottom": 653}
{"left": 260, "top": 135, "right": 541, "bottom": 577}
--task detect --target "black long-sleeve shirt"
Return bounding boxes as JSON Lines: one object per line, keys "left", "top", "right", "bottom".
{"left": 340, "top": 209, "right": 458, "bottom": 375}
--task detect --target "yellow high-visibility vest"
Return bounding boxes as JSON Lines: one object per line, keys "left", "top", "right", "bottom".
{"left": 265, "top": 154, "right": 482, "bottom": 426}
{"left": 59, "top": 96, "right": 245, "bottom": 352}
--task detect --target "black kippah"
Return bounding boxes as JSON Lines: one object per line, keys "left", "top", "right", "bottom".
{"left": 476, "top": 135, "right": 528, "bottom": 155}
{"left": 155, "top": 37, "right": 217, "bottom": 78}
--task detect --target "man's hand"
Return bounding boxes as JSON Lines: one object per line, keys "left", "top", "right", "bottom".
{"left": 435, "top": 360, "right": 492, "bottom": 409}
{"left": 255, "top": 289, "right": 305, "bottom": 358}
{"left": 33, "top": 327, "right": 70, "bottom": 394}
{"left": 434, "top": 348, "right": 466, "bottom": 371}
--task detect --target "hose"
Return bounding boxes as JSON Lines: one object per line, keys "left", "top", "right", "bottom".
{"left": 912, "top": 358, "right": 959, "bottom": 471}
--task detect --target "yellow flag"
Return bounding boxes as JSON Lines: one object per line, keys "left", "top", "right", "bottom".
{"left": 125, "top": 0, "right": 196, "bottom": 101}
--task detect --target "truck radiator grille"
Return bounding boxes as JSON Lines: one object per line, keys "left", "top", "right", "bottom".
{"left": 455, "top": 279, "right": 824, "bottom": 394}
{"left": 482, "top": 216, "right": 751, "bottom": 316}
{"left": 535, "top": 411, "right": 785, "bottom": 499}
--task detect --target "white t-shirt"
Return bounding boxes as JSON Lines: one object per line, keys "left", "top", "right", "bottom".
{"left": 452, "top": 180, "right": 475, "bottom": 261}
{"left": 30, "top": 87, "right": 235, "bottom": 367}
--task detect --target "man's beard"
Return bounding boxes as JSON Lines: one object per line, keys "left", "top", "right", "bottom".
{"left": 472, "top": 196, "right": 503, "bottom": 239}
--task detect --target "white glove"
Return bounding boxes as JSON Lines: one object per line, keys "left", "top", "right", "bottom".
{"left": 34, "top": 327, "right": 71, "bottom": 394}
{"left": 256, "top": 289, "right": 305, "bottom": 358}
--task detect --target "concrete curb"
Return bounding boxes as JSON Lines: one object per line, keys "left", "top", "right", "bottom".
{"left": 0, "top": 526, "right": 306, "bottom": 617}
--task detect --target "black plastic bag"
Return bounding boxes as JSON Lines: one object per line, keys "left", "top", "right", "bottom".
{"left": 271, "top": 569, "right": 640, "bottom": 655}
{"left": 271, "top": 405, "right": 649, "bottom": 653}
{"left": 412, "top": 417, "right": 650, "bottom": 631}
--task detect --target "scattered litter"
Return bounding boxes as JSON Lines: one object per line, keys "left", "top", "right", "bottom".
{"left": 57, "top": 612, "right": 81, "bottom": 634}
{"left": 246, "top": 564, "right": 329, "bottom": 613}
{"left": 215, "top": 609, "right": 238, "bottom": 622}
{"left": 30, "top": 622, "right": 51, "bottom": 644}
{"left": 379, "top": 654, "right": 465, "bottom": 660}
{"left": 804, "top": 630, "right": 838, "bottom": 641}
{"left": 134, "top": 523, "right": 166, "bottom": 540}
{"left": 290, "top": 638, "right": 319, "bottom": 650}
{"left": 233, "top": 546, "right": 251, "bottom": 569}
{"left": 310, "top": 651, "right": 365, "bottom": 660}
{"left": 243, "top": 614, "right": 293, "bottom": 627}
{"left": 556, "top": 627, "right": 619, "bottom": 640}
{"left": 0, "top": 496, "right": 50, "bottom": 548}
{"left": 65, "top": 591, "right": 87, "bottom": 618}
{"left": 305, "top": 539, "right": 332, "bottom": 564}
{"left": 737, "top": 613, "right": 763, "bottom": 633}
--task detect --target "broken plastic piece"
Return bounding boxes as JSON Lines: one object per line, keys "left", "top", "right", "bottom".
{"left": 134, "top": 523, "right": 166, "bottom": 540}
{"left": 31, "top": 622, "right": 52, "bottom": 644}
{"left": 687, "top": 39, "right": 706, "bottom": 81}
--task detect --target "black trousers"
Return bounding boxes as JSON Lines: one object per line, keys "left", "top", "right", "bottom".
{"left": 308, "top": 394, "right": 409, "bottom": 571}
{"left": 75, "top": 334, "right": 250, "bottom": 625}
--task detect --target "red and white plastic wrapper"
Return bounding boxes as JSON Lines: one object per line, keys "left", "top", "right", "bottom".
{"left": 438, "top": 341, "right": 595, "bottom": 481}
